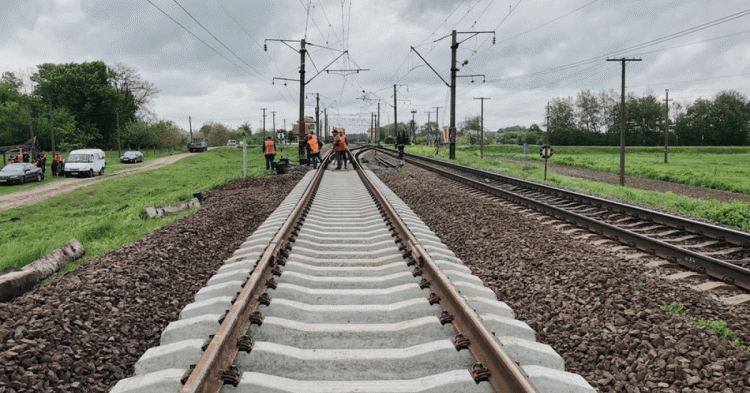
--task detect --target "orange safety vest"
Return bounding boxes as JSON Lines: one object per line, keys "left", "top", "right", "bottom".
{"left": 333, "top": 134, "right": 347, "bottom": 151}
{"left": 307, "top": 136, "right": 320, "bottom": 154}
{"left": 17, "top": 154, "right": 23, "bottom": 162}
{"left": 264, "top": 140, "right": 276, "bottom": 155}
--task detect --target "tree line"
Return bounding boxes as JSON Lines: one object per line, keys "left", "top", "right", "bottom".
{"left": 546, "top": 89, "right": 750, "bottom": 146}
{"left": 0, "top": 61, "right": 188, "bottom": 152}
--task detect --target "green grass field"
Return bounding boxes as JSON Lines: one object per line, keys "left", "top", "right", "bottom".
{"left": 405, "top": 145, "right": 750, "bottom": 229}
{"left": 0, "top": 147, "right": 269, "bottom": 274}
{"left": 475, "top": 144, "right": 750, "bottom": 195}
{"left": 0, "top": 147, "right": 192, "bottom": 196}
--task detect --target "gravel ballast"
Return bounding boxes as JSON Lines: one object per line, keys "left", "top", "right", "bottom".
{"left": 0, "top": 169, "right": 307, "bottom": 393}
{"left": 376, "top": 163, "right": 750, "bottom": 393}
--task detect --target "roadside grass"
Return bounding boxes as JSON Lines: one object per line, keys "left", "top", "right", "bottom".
{"left": 475, "top": 145, "right": 750, "bottom": 195}
{"left": 662, "top": 301, "right": 744, "bottom": 348}
{"left": 0, "top": 147, "right": 268, "bottom": 275}
{"left": 0, "top": 147, "right": 191, "bottom": 196}
{"left": 404, "top": 145, "right": 750, "bottom": 229}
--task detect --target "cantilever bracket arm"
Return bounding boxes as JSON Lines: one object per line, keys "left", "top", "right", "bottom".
{"left": 272, "top": 77, "right": 300, "bottom": 85}
{"left": 410, "top": 46, "right": 450, "bottom": 88}
{"left": 306, "top": 51, "right": 348, "bottom": 85}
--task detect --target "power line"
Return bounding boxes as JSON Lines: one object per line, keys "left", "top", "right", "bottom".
{"left": 171, "top": 0, "right": 268, "bottom": 82}
{"left": 492, "top": 7, "right": 750, "bottom": 83}
{"left": 145, "top": 0, "right": 262, "bottom": 80}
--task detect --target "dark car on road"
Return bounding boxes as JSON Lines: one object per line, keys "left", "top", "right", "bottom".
{"left": 0, "top": 163, "right": 44, "bottom": 185}
{"left": 188, "top": 138, "right": 208, "bottom": 152}
{"left": 120, "top": 151, "right": 144, "bottom": 163}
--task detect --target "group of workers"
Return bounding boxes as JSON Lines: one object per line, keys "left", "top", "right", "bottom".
{"left": 262, "top": 128, "right": 348, "bottom": 172}
{"left": 6, "top": 150, "right": 52, "bottom": 176}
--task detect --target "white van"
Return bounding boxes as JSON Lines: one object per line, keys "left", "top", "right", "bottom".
{"left": 64, "top": 149, "right": 106, "bottom": 178}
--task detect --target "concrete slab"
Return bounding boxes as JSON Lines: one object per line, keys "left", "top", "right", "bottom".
{"left": 479, "top": 313, "right": 536, "bottom": 341}
{"left": 225, "top": 370, "right": 493, "bottom": 393}
{"left": 523, "top": 365, "right": 597, "bottom": 393}
{"left": 110, "top": 369, "right": 186, "bottom": 393}
{"left": 250, "top": 316, "right": 452, "bottom": 349}
{"left": 194, "top": 280, "right": 244, "bottom": 302}
{"left": 235, "top": 340, "right": 477, "bottom": 381}
{"left": 269, "top": 283, "right": 429, "bottom": 305}
{"left": 159, "top": 314, "right": 220, "bottom": 345}
{"left": 134, "top": 339, "right": 204, "bottom": 375}
{"left": 278, "top": 270, "right": 417, "bottom": 289}
{"left": 259, "top": 297, "right": 436, "bottom": 324}
{"left": 498, "top": 335, "right": 565, "bottom": 370}
{"left": 180, "top": 296, "right": 233, "bottom": 320}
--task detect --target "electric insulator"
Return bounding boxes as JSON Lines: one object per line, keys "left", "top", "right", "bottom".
{"left": 264, "top": 44, "right": 267, "bottom": 51}
{"left": 492, "top": 36, "right": 496, "bottom": 45}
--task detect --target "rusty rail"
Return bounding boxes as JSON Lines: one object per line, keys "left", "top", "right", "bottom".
{"left": 374, "top": 147, "right": 750, "bottom": 292}
{"left": 180, "top": 154, "right": 330, "bottom": 393}
{"left": 352, "top": 154, "right": 539, "bottom": 393}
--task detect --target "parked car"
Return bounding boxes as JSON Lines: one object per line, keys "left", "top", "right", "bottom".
{"left": 63, "top": 149, "right": 106, "bottom": 178}
{"left": 227, "top": 140, "right": 237, "bottom": 147}
{"left": 0, "top": 163, "right": 44, "bottom": 185}
{"left": 120, "top": 151, "right": 144, "bottom": 163}
{"left": 188, "top": 138, "right": 208, "bottom": 152}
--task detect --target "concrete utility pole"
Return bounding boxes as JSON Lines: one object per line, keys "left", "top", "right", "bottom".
{"left": 261, "top": 108, "right": 267, "bottom": 140}
{"left": 393, "top": 84, "right": 398, "bottom": 140}
{"left": 189, "top": 116, "right": 193, "bottom": 140}
{"left": 607, "top": 57, "right": 642, "bottom": 186}
{"left": 25, "top": 106, "right": 35, "bottom": 158}
{"left": 545, "top": 102, "right": 550, "bottom": 144}
{"left": 377, "top": 102, "right": 381, "bottom": 141}
{"left": 663, "top": 89, "right": 673, "bottom": 163}
{"left": 449, "top": 30, "right": 458, "bottom": 159}
{"left": 298, "top": 39, "right": 306, "bottom": 155}
{"left": 315, "top": 93, "right": 320, "bottom": 135}
{"left": 411, "top": 110, "right": 416, "bottom": 141}
{"left": 271, "top": 111, "right": 277, "bottom": 142}
{"left": 474, "top": 97, "right": 490, "bottom": 158}
{"left": 324, "top": 109, "right": 328, "bottom": 141}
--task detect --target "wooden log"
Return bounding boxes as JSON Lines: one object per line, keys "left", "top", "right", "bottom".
{"left": 0, "top": 239, "right": 85, "bottom": 302}
{"left": 141, "top": 197, "right": 201, "bottom": 219}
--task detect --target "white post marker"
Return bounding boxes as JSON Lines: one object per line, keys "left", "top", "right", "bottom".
{"left": 539, "top": 144, "right": 553, "bottom": 181}
{"left": 242, "top": 133, "right": 247, "bottom": 178}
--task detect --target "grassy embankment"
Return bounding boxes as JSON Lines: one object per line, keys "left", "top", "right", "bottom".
{"left": 0, "top": 147, "right": 269, "bottom": 274}
{"left": 404, "top": 145, "right": 750, "bottom": 229}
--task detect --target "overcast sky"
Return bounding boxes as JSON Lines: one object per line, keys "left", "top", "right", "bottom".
{"left": 2, "top": 0, "right": 749, "bottom": 135}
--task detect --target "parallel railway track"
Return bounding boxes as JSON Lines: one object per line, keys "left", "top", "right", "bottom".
{"left": 371, "top": 147, "right": 750, "bottom": 300}
{"left": 112, "top": 152, "right": 595, "bottom": 392}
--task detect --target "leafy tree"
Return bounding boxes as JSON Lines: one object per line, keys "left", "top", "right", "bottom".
{"left": 576, "top": 89, "right": 602, "bottom": 133}
{"left": 31, "top": 61, "right": 140, "bottom": 149}
{"left": 198, "top": 121, "right": 232, "bottom": 146}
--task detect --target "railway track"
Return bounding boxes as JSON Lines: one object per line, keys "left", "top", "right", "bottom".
{"left": 112, "top": 153, "right": 594, "bottom": 392}
{"left": 371, "top": 147, "right": 750, "bottom": 304}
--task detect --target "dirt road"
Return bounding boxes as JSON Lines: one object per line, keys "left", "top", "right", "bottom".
{"left": 0, "top": 152, "right": 196, "bottom": 211}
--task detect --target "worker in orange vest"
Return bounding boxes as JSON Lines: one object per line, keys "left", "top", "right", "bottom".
{"left": 262, "top": 136, "right": 277, "bottom": 170}
{"left": 305, "top": 131, "right": 322, "bottom": 169}
{"left": 339, "top": 130, "right": 349, "bottom": 169}
{"left": 305, "top": 131, "right": 314, "bottom": 167}
{"left": 17, "top": 150, "right": 23, "bottom": 163}
{"left": 332, "top": 129, "right": 347, "bottom": 170}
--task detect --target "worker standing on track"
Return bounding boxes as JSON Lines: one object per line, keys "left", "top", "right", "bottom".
{"left": 305, "top": 131, "right": 322, "bottom": 169}
{"left": 339, "top": 129, "right": 349, "bottom": 170}
{"left": 331, "top": 130, "right": 347, "bottom": 170}
{"left": 305, "top": 131, "right": 313, "bottom": 167}
{"left": 262, "top": 136, "right": 277, "bottom": 171}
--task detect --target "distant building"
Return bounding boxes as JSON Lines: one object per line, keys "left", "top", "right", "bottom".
{"left": 291, "top": 116, "right": 317, "bottom": 140}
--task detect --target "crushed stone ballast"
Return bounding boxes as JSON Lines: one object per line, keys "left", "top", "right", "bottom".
{"left": 111, "top": 167, "right": 594, "bottom": 393}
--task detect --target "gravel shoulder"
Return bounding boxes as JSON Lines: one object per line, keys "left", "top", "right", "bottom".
{"left": 0, "top": 152, "right": 198, "bottom": 211}
{"left": 0, "top": 168, "right": 309, "bottom": 392}
{"left": 376, "top": 162, "right": 750, "bottom": 393}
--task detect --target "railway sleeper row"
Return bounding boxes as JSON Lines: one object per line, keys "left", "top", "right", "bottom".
{"left": 112, "top": 168, "right": 594, "bottom": 393}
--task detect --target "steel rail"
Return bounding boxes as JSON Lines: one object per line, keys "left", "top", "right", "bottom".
{"left": 391, "top": 149, "right": 750, "bottom": 248}
{"left": 180, "top": 153, "right": 331, "bottom": 393}
{"left": 374, "top": 148, "right": 750, "bottom": 291}
{"left": 352, "top": 151, "right": 539, "bottom": 393}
